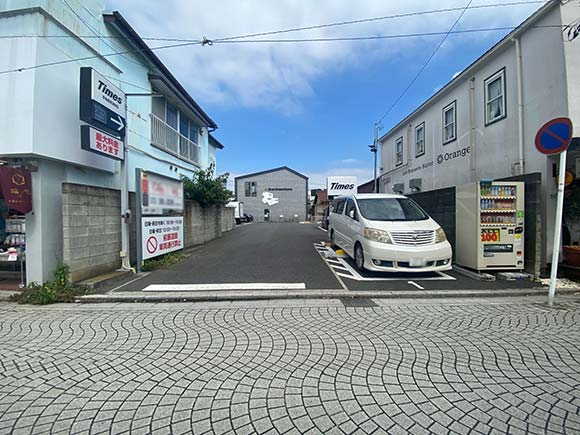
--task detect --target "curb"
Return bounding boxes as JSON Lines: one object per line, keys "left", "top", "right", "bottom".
{"left": 76, "top": 287, "right": 580, "bottom": 303}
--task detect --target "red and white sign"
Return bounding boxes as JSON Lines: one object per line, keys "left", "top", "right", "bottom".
{"left": 81, "top": 126, "right": 124, "bottom": 160}
{"left": 141, "top": 216, "right": 184, "bottom": 260}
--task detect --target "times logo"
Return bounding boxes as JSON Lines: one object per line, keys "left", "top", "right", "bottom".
{"left": 330, "top": 182, "right": 355, "bottom": 190}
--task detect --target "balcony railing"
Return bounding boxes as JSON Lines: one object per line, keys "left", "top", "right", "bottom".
{"left": 151, "top": 114, "right": 200, "bottom": 165}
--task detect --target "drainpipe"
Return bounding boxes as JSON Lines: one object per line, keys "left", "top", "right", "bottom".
{"left": 469, "top": 77, "right": 476, "bottom": 181}
{"left": 515, "top": 37, "right": 525, "bottom": 175}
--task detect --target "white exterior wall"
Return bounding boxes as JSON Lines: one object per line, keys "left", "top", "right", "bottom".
{"left": 379, "top": 3, "right": 577, "bottom": 267}
{"left": 0, "top": 0, "right": 219, "bottom": 283}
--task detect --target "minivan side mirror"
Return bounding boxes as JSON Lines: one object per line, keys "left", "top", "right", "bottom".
{"left": 348, "top": 209, "right": 356, "bottom": 220}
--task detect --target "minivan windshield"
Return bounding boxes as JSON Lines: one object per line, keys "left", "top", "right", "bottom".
{"left": 356, "top": 198, "right": 428, "bottom": 221}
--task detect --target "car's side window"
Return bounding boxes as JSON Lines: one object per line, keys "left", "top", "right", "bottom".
{"left": 345, "top": 199, "right": 357, "bottom": 220}
{"left": 334, "top": 199, "right": 346, "bottom": 215}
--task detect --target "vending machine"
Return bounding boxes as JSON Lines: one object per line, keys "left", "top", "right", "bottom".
{"left": 456, "top": 181, "right": 525, "bottom": 270}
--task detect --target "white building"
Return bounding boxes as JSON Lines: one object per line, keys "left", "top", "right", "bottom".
{"left": 0, "top": 0, "right": 223, "bottom": 283}
{"left": 378, "top": 0, "right": 580, "bottom": 274}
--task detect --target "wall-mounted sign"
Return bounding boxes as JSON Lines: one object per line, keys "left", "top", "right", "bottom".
{"left": 81, "top": 126, "right": 124, "bottom": 160}
{"left": 436, "top": 146, "right": 471, "bottom": 165}
{"left": 262, "top": 192, "right": 279, "bottom": 206}
{"left": 80, "top": 67, "right": 126, "bottom": 138}
{"left": 327, "top": 176, "right": 357, "bottom": 196}
{"left": 140, "top": 171, "right": 184, "bottom": 216}
{"left": 141, "top": 216, "right": 184, "bottom": 260}
{"left": 0, "top": 167, "right": 32, "bottom": 214}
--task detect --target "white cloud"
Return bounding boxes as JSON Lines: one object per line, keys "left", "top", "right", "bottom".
{"left": 106, "top": 0, "right": 539, "bottom": 114}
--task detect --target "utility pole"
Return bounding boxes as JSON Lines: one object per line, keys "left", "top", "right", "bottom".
{"left": 369, "top": 123, "right": 379, "bottom": 193}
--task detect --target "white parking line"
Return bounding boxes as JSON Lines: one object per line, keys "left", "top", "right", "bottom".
{"left": 408, "top": 281, "right": 425, "bottom": 290}
{"left": 143, "top": 283, "right": 307, "bottom": 292}
{"left": 317, "top": 226, "right": 328, "bottom": 232}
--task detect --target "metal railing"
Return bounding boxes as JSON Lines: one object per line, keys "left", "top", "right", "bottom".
{"left": 150, "top": 114, "right": 200, "bottom": 165}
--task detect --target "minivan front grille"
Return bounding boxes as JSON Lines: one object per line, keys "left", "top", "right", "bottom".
{"left": 390, "top": 230, "right": 435, "bottom": 246}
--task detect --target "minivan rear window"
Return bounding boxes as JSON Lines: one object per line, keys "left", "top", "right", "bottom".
{"left": 357, "top": 198, "right": 428, "bottom": 221}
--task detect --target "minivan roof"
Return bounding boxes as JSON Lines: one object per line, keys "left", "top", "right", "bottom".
{"left": 334, "top": 193, "right": 407, "bottom": 200}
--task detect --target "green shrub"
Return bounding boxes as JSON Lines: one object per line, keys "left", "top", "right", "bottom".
{"left": 10, "top": 262, "right": 89, "bottom": 305}
{"left": 182, "top": 164, "right": 232, "bottom": 207}
{"left": 142, "top": 251, "right": 186, "bottom": 272}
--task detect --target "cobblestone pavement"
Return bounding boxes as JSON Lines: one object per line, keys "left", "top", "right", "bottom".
{"left": 0, "top": 299, "right": 579, "bottom": 434}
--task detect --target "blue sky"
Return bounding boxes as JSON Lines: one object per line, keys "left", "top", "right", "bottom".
{"left": 106, "top": 0, "right": 542, "bottom": 188}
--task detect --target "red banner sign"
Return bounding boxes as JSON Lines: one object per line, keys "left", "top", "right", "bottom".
{"left": 0, "top": 167, "right": 32, "bottom": 214}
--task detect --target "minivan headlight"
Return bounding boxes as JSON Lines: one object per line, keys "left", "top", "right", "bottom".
{"left": 364, "top": 228, "right": 392, "bottom": 244}
{"left": 435, "top": 227, "right": 447, "bottom": 243}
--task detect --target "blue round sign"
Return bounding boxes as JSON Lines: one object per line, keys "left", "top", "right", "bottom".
{"left": 535, "top": 117, "right": 573, "bottom": 155}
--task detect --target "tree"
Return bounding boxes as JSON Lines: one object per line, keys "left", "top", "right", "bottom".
{"left": 182, "top": 164, "right": 232, "bottom": 207}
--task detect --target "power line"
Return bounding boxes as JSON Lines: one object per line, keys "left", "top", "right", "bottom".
{"left": 211, "top": 1, "right": 543, "bottom": 42}
{"left": 210, "top": 25, "right": 565, "bottom": 44}
{"left": 59, "top": 0, "right": 145, "bottom": 69}
{"left": 0, "top": 23, "right": 566, "bottom": 77}
{"left": 377, "top": 0, "right": 474, "bottom": 123}
{"left": 0, "top": 39, "right": 202, "bottom": 76}
{"left": 0, "top": 1, "right": 543, "bottom": 44}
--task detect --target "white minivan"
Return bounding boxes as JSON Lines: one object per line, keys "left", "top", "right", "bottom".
{"left": 328, "top": 194, "right": 452, "bottom": 272}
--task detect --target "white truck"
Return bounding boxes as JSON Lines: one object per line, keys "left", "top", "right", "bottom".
{"left": 226, "top": 201, "right": 244, "bottom": 224}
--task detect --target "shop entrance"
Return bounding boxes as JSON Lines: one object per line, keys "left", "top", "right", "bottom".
{"left": 0, "top": 167, "right": 32, "bottom": 289}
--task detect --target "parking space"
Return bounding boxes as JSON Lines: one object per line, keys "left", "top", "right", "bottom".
{"left": 314, "top": 241, "right": 542, "bottom": 292}
{"left": 114, "top": 223, "right": 342, "bottom": 292}
{"left": 109, "top": 223, "right": 544, "bottom": 294}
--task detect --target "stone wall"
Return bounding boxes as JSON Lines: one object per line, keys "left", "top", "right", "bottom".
{"left": 62, "top": 183, "right": 121, "bottom": 282}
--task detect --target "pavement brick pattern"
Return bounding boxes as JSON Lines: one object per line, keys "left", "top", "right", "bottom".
{"left": 0, "top": 301, "right": 579, "bottom": 434}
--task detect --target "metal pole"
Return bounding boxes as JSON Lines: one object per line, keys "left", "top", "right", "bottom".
{"left": 120, "top": 104, "right": 130, "bottom": 270}
{"left": 548, "top": 150, "right": 567, "bottom": 306}
{"left": 135, "top": 168, "right": 143, "bottom": 273}
{"left": 373, "top": 123, "right": 378, "bottom": 193}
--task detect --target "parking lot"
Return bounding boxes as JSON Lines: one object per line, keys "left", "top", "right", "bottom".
{"left": 112, "top": 223, "right": 542, "bottom": 294}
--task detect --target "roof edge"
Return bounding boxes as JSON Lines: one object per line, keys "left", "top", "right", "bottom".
{"left": 378, "top": 0, "right": 559, "bottom": 142}
{"left": 103, "top": 11, "right": 218, "bottom": 129}
{"left": 235, "top": 166, "right": 309, "bottom": 181}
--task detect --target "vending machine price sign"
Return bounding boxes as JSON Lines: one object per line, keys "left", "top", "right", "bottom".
{"left": 481, "top": 229, "right": 500, "bottom": 243}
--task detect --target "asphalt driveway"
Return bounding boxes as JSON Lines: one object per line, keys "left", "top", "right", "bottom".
{"left": 110, "top": 223, "right": 543, "bottom": 293}
{"left": 122, "top": 223, "right": 341, "bottom": 290}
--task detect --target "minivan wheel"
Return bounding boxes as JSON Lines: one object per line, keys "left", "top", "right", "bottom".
{"left": 355, "top": 243, "right": 366, "bottom": 271}
{"left": 330, "top": 230, "right": 337, "bottom": 249}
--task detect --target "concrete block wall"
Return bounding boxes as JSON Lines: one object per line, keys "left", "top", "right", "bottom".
{"left": 62, "top": 183, "right": 121, "bottom": 282}
{"left": 221, "top": 207, "right": 235, "bottom": 232}
{"left": 184, "top": 202, "right": 222, "bottom": 247}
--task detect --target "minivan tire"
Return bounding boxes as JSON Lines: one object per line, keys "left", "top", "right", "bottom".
{"left": 354, "top": 243, "right": 366, "bottom": 272}
{"left": 330, "top": 230, "right": 337, "bottom": 249}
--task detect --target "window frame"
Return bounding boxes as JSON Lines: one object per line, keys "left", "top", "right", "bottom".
{"left": 415, "top": 122, "right": 425, "bottom": 157}
{"left": 395, "top": 136, "right": 404, "bottom": 167}
{"left": 442, "top": 100, "right": 457, "bottom": 145}
{"left": 244, "top": 181, "right": 257, "bottom": 197}
{"left": 484, "top": 67, "right": 507, "bottom": 126}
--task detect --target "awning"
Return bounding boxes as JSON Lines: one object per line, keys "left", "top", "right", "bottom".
{"left": 0, "top": 167, "right": 32, "bottom": 214}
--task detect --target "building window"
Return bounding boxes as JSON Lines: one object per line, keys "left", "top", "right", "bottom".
{"left": 415, "top": 123, "right": 425, "bottom": 157}
{"left": 395, "top": 136, "right": 403, "bottom": 166}
{"left": 150, "top": 95, "right": 201, "bottom": 165}
{"left": 442, "top": 101, "right": 456, "bottom": 144}
{"left": 485, "top": 68, "right": 506, "bottom": 125}
{"left": 245, "top": 181, "right": 257, "bottom": 197}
